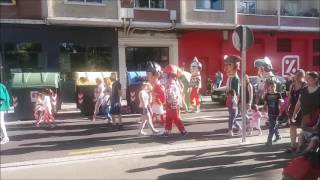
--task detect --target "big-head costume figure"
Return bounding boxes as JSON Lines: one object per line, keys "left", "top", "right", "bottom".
{"left": 254, "top": 57, "right": 282, "bottom": 104}
{"left": 162, "top": 64, "right": 188, "bottom": 137}
{"left": 189, "top": 57, "right": 202, "bottom": 113}
{"left": 224, "top": 55, "right": 241, "bottom": 96}
{"left": 146, "top": 61, "right": 166, "bottom": 125}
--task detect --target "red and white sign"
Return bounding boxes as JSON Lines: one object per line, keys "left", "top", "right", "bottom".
{"left": 282, "top": 55, "right": 300, "bottom": 77}
{"left": 30, "top": 91, "right": 39, "bottom": 102}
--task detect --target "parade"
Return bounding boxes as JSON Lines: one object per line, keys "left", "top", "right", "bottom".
{"left": 1, "top": 0, "right": 320, "bottom": 179}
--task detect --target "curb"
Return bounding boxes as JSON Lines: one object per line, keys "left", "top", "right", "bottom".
{"left": 0, "top": 131, "right": 290, "bottom": 169}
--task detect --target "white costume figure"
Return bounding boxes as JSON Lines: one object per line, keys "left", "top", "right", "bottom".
{"left": 189, "top": 57, "right": 202, "bottom": 113}
{"left": 254, "top": 56, "right": 278, "bottom": 105}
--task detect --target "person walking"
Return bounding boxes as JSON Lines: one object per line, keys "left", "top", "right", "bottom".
{"left": 102, "top": 78, "right": 112, "bottom": 124}
{"left": 92, "top": 78, "right": 105, "bottom": 122}
{"left": 0, "top": 83, "right": 11, "bottom": 144}
{"left": 285, "top": 69, "right": 306, "bottom": 153}
{"left": 138, "top": 82, "right": 159, "bottom": 135}
{"left": 264, "top": 81, "right": 283, "bottom": 146}
{"left": 291, "top": 71, "right": 320, "bottom": 153}
{"left": 226, "top": 89, "right": 241, "bottom": 137}
{"left": 110, "top": 73, "right": 123, "bottom": 130}
{"left": 162, "top": 65, "right": 188, "bottom": 137}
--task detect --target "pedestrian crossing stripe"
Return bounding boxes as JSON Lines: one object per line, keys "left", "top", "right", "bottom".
{"left": 68, "top": 147, "right": 113, "bottom": 156}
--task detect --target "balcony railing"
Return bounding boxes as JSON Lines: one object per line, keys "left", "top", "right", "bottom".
{"left": 237, "top": 8, "right": 278, "bottom": 16}
{"left": 281, "top": 8, "right": 320, "bottom": 17}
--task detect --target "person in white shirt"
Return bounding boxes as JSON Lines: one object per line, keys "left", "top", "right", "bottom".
{"left": 93, "top": 78, "right": 105, "bottom": 121}
{"left": 138, "top": 82, "right": 160, "bottom": 136}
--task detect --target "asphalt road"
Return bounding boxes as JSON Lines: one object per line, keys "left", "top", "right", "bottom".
{"left": 0, "top": 102, "right": 285, "bottom": 165}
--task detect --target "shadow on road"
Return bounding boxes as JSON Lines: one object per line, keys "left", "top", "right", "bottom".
{"left": 127, "top": 143, "right": 291, "bottom": 180}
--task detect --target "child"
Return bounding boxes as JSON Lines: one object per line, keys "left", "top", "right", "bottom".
{"left": 264, "top": 81, "right": 283, "bottom": 146}
{"left": 138, "top": 82, "right": 159, "bottom": 135}
{"left": 248, "top": 104, "right": 262, "bottom": 136}
{"left": 226, "top": 89, "right": 241, "bottom": 137}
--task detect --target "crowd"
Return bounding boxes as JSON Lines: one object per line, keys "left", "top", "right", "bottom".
{"left": 0, "top": 55, "right": 319, "bottom": 161}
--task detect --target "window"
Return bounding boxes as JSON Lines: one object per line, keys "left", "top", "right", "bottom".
{"left": 135, "top": 0, "right": 165, "bottom": 9}
{"left": 0, "top": 0, "right": 15, "bottom": 5}
{"left": 313, "top": 39, "right": 320, "bottom": 53}
{"left": 239, "top": 0, "right": 256, "bottom": 14}
{"left": 196, "top": 0, "right": 224, "bottom": 10}
{"left": 313, "top": 55, "right": 320, "bottom": 66}
{"left": 277, "top": 39, "right": 292, "bottom": 52}
{"left": 66, "top": 0, "right": 104, "bottom": 4}
{"left": 126, "top": 47, "right": 169, "bottom": 71}
{"left": 3, "top": 42, "right": 43, "bottom": 81}
{"left": 60, "top": 43, "right": 112, "bottom": 72}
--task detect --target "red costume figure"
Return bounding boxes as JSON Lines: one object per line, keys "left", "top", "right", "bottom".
{"left": 162, "top": 65, "right": 188, "bottom": 137}
{"left": 189, "top": 57, "right": 202, "bottom": 113}
{"left": 146, "top": 61, "right": 166, "bottom": 125}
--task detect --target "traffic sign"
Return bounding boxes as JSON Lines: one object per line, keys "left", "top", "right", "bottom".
{"left": 282, "top": 55, "right": 300, "bottom": 77}
{"left": 232, "top": 26, "right": 254, "bottom": 51}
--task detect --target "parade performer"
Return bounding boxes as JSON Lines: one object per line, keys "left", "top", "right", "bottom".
{"left": 189, "top": 57, "right": 202, "bottom": 113}
{"left": 162, "top": 64, "right": 188, "bottom": 137}
{"left": 146, "top": 61, "right": 166, "bottom": 126}
{"left": 254, "top": 56, "right": 281, "bottom": 105}
{"left": 224, "top": 55, "right": 240, "bottom": 96}
{"left": 177, "top": 69, "right": 192, "bottom": 112}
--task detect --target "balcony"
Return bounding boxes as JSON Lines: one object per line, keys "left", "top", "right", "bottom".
{"left": 237, "top": 8, "right": 278, "bottom": 26}
{"left": 280, "top": 8, "right": 320, "bottom": 28}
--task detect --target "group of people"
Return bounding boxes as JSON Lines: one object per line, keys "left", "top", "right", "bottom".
{"left": 223, "top": 54, "right": 319, "bottom": 155}
{"left": 137, "top": 61, "right": 192, "bottom": 137}
{"left": 92, "top": 72, "right": 123, "bottom": 130}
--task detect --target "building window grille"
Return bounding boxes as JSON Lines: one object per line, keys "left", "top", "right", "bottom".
{"left": 134, "top": 0, "right": 165, "bottom": 9}
{"left": 196, "top": 0, "right": 224, "bottom": 10}
{"left": 277, "top": 39, "right": 292, "bottom": 52}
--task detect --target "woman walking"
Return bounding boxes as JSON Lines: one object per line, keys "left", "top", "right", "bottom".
{"left": 291, "top": 71, "right": 320, "bottom": 153}
{"left": 285, "top": 69, "right": 306, "bottom": 153}
{"left": 0, "top": 83, "right": 10, "bottom": 144}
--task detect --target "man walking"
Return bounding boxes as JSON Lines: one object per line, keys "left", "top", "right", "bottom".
{"left": 110, "top": 73, "right": 123, "bottom": 130}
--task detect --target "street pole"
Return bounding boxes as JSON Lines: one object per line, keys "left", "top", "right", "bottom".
{"left": 241, "top": 27, "right": 247, "bottom": 143}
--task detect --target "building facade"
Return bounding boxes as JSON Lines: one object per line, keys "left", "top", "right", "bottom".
{"left": 1, "top": 0, "right": 319, "bottom": 96}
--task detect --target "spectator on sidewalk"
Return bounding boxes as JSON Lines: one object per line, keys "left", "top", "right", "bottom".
{"left": 291, "top": 71, "right": 320, "bottom": 154}
{"left": 214, "top": 71, "right": 223, "bottom": 88}
{"left": 110, "top": 73, "right": 123, "bottom": 131}
{"left": 264, "top": 81, "right": 283, "bottom": 146}
{"left": 92, "top": 78, "right": 105, "bottom": 122}
{"left": 102, "top": 77, "right": 112, "bottom": 124}
{"left": 0, "top": 83, "right": 10, "bottom": 144}
{"left": 285, "top": 69, "right": 306, "bottom": 153}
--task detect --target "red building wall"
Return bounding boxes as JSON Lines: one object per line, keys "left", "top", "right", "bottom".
{"left": 0, "top": 0, "right": 43, "bottom": 19}
{"left": 179, "top": 30, "right": 320, "bottom": 89}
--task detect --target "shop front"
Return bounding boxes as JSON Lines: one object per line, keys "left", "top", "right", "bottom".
{"left": 0, "top": 24, "right": 118, "bottom": 102}
{"left": 179, "top": 30, "right": 320, "bottom": 89}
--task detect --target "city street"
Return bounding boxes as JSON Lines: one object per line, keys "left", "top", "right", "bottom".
{"left": 1, "top": 100, "right": 294, "bottom": 179}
